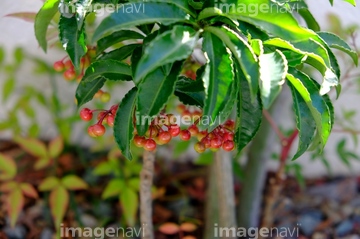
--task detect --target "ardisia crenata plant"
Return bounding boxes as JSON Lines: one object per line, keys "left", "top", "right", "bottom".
{"left": 32, "top": 0, "right": 357, "bottom": 237}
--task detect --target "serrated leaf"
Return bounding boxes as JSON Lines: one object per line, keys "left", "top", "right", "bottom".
{"left": 135, "top": 26, "right": 198, "bottom": 83}
{"left": 7, "top": 187, "right": 24, "bottom": 227}
{"left": 120, "top": 187, "right": 138, "bottom": 226}
{"left": 201, "top": 31, "right": 234, "bottom": 131}
{"left": 13, "top": 137, "right": 48, "bottom": 158}
{"left": 317, "top": 31, "right": 358, "bottom": 66}
{"left": 99, "top": 44, "right": 140, "bottom": 61}
{"left": 204, "top": 26, "right": 259, "bottom": 100}
{"left": 136, "top": 62, "right": 183, "bottom": 135}
{"left": 82, "top": 59, "right": 132, "bottom": 82}
{"left": 175, "top": 69, "right": 205, "bottom": 107}
{"left": 49, "top": 185, "right": 69, "bottom": 230}
{"left": 76, "top": 77, "right": 106, "bottom": 107}
{"left": 0, "top": 154, "right": 17, "bottom": 180}
{"left": 48, "top": 136, "right": 64, "bottom": 158}
{"left": 288, "top": 83, "right": 316, "bottom": 160}
{"left": 298, "top": 8, "right": 320, "bottom": 32}
{"left": 93, "top": 2, "right": 193, "bottom": 42}
{"left": 259, "top": 50, "right": 288, "bottom": 109}
{"left": 287, "top": 69, "right": 332, "bottom": 148}
{"left": 6, "top": 12, "right": 37, "bottom": 23}
{"left": 97, "top": 30, "right": 144, "bottom": 54}
{"left": 114, "top": 87, "right": 138, "bottom": 160}
{"left": 61, "top": 175, "right": 88, "bottom": 190}
{"left": 93, "top": 162, "right": 113, "bottom": 176}
{"left": 20, "top": 183, "right": 39, "bottom": 199}
{"left": 235, "top": 66, "right": 263, "bottom": 152}
{"left": 35, "top": 0, "right": 60, "bottom": 52}
{"left": 263, "top": 38, "right": 338, "bottom": 95}
{"left": 74, "top": 0, "right": 93, "bottom": 30}
{"left": 59, "top": 15, "right": 87, "bottom": 71}
{"left": 102, "top": 179, "right": 124, "bottom": 199}
{"left": 38, "top": 177, "right": 60, "bottom": 191}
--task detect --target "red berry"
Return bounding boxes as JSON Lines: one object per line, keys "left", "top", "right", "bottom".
{"left": 134, "top": 135, "right": 146, "bottom": 147}
{"left": 64, "top": 60, "right": 73, "bottom": 69}
{"left": 88, "top": 124, "right": 106, "bottom": 137}
{"left": 63, "top": 69, "right": 76, "bottom": 81}
{"left": 176, "top": 104, "right": 186, "bottom": 113}
{"left": 222, "top": 140, "right": 235, "bottom": 151}
{"left": 194, "top": 142, "right": 205, "bottom": 153}
{"left": 80, "top": 108, "right": 93, "bottom": 121}
{"left": 107, "top": 115, "right": 115, "bottom": 127}
{"left": 224, "top": 119, "right": 235, "bottom": 130}
{"left": 145, "top": 126, "right": 159, "bottom": 138}
{"left": 169, "top": 125, "right": 180, "bottom": 137}
{"left": 188, "top": 125, "right": 199, "bottom": 136}
{"left": 180, "top": 130, "right": 191, "bottom": 141}
{"left": 97, "top": 111, "right": 108, "bottom": 121}
{"left": 210, "top": 137, "right": 223, "bottom": 148}
{"left": 110, "top": 105, "right": 118, "bottom": 115}
{"left": 144, "top": 139, "right": 157, "bottom": 151}
{"left": 223, "top": 132, "right": 234, "bottom": 141}
{"left": 202, "top": 137, "right": 211, "bottom": 148}
{"left": 158, "top": 131, "right": 172, "bottom": 145}
{"left": 53, "top": 61, "right": 65, "bottom": 72}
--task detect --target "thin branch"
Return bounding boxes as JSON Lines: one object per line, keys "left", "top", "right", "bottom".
{"left": 263, "top": 110, "right": 285, "bottom": 141}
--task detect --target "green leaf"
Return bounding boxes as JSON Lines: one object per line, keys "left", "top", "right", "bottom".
{"left": 93, "top": 162, "right": 113, "bottom": 176}
{"left": 136, "top": 62, "right": 183, "bottom": 135}
{"left": 201, "top": 31, "right": 234, "bottom": 131}
{"left": 3, "top": 77, "right": 16, "bottom": 102}
{"left": 286, "top": 69, "right": 332, "bottom": 147}
{"left": 76, "top": 77, "right": 106, "bottom": 107}
{"left": 235, "top": 67, "right": 263, "bottom": 152}
{"left": 128, "top": 178, "right": 141, "bottom": 192}
{"left": 134, "top": 26, "right": 198, "bottom": 83}
{"left": 114, "top": 87, "right": 138, "bottom": 160}
{"left": 39, "top": 176, "right": 60, "bottom": 191}
{"left": 20, "top": 183, "right": 39, "bottom": 199}
{"left": 74, "top": 0, "right": 93, "bottom": 30}
{"left": 7, "top": 187, "right": 24, "bottom": 227}
{"left": 198, "top": 7, "right": 224, "bottom": 21}
{"left": 288, "top": 83, "right": 316, "bottom": 160}
{"left": 102, "top": 179, "right": 124, "bottom": 199}
{"left": 218, "top": 79, "right": 238, "bottom": 125}
{"left": 263, "top": 38, "right": 338, "bottom": 95}
{"left": 204, "top": 26, "right": 259, "bottom": 100}
{"left": 281, "top": 51, "right": 306, "bottom": 67}
{"left": 14, "top": 137, "right": 48, "bottom": 158}
{"left": 35, "top": 0, "right": 60, "bottom": 52}
{"left": 174, "top": 68, "right": 206, "bottom": 107}
{"left": 49, "top": 185, "right": 69, "bottom": 230}
{"left": 259, "top": 50, "right": 288, "bottom": 109}
{"left": 342, "top": 0, "right": 356, "bottom": 6}
{"left": 97, "top": 30, "right": 144, "bottom": 54}
{"left": 59, "top": 15, "right": 87, "bottom": 71}
{"left": 61, "top": 175, "right": 88, "bottom": 190}
{"left": 99, "top": 44, "right": 140, "bottom": 61}
{"left": 298, "top": 8, "right": 320, "bottom": 32}
{"left": 82, "top": 59, "right": 132, "bottom": 82}
{"left": 93, "top": 2, "right": 194, "bottom": 42}
{"left": 48, "top": 136, "right": 64, "bottom": 158}
{"left": 317, "top": 31, "right": 358, "bottom": 66}
{"left": 120, "top": 187, "right": 138, "bottom": 226}
{"left": 0, "top": 154, "right": 17, "bottom": 180}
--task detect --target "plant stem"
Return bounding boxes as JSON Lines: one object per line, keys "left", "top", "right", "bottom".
{"left": 140, "top": 151, "right": 155, "bottom": 239}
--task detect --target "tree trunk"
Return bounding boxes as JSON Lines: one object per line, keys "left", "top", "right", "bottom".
{"left": 140, "top": 151, "right": 155, "bottom": 239}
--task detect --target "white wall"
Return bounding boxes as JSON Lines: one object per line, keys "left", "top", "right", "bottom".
{"left": 0, "top": 0, "right": 360, "bottom": 177}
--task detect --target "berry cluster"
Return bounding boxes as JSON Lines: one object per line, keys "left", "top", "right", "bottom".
{"left": 80, "top": 104, "right": 236, "bottom": 153}
{"left": 53, "top": 47, "right": 111, "bottom": 103}
{"left": 133, "top": 114, "right": 180, "bottom": 152}
{"left": 80, "top": 105, "right": 118, "bottom": 138}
